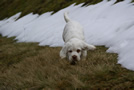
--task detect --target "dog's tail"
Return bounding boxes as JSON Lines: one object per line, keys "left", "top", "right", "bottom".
{"left": 64, "top": 12, "right": 70, "bottom": 23}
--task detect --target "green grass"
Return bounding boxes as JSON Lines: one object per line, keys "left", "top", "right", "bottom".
{"left": 0, "top": 35, "right": 134, "bottom": 89}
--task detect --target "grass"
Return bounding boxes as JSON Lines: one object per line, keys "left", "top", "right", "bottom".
{"left": 0, "top": 35, "right": 134, "bottom": 89}
{"left": 1, "top": 0, "right": 134, "bottom": 20}
{"left": 1, "top": 0, "right": 134, "bottom": 89}
{"left": 0, "top": 0, "right": 103, "bottom": 20}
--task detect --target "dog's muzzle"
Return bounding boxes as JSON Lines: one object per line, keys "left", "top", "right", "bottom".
{"left": 71, "top": 55, "right": 78, "bottom": 65}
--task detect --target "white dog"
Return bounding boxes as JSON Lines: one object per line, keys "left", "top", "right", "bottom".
{"left": 60, "top": 12, "right": 96, "bottom": 65}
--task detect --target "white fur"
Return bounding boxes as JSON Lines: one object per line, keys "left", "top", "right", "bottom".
{"left": 60, "top": 12, "right": 96, "bottom": 63}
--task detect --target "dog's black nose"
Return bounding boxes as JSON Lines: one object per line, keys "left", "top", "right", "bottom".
{"left": 72, "top": 55, "right": 77, "bottom": 60}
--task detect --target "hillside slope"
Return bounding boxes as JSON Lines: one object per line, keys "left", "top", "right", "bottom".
{"left": 0, "top": 0, "right": 134, "bottom": 89}
{"left": 0, "top": 0, "right": 132, "bottom": 20}
{"left": 0, "top": 0, "right": 103, "bottom": 20}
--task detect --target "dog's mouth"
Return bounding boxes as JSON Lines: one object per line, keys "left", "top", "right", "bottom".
{"left": 70, "top": 61, "right": 76, "bottom": 65}
{"left": 70, "top": 59, "right": 78, "bottom": 65}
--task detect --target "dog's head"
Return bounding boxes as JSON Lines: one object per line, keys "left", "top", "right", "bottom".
{"left": 60, "top": 38, "right": 96, "bottom": 64}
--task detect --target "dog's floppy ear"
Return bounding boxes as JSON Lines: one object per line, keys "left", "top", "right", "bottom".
{"left": 60, "top": 44, "right": 68, "bottom": 59}
{"left": 82, "top": 42, "right": 96, "bottom": 50}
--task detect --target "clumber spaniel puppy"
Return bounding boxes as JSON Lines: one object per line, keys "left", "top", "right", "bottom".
{"left": 60, "top": 12, "right": 96, "bottom": 65}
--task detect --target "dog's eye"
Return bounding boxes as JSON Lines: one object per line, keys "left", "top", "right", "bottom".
{"left": 69, "top": 50, "right": 72, "bottom": 53}
{"left": 77, "top": 49, "right": 81, "bottom": 53}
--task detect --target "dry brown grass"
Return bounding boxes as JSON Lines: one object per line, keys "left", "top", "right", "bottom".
{"left": 0, "top": 35, "right": 134, "bottom": 90}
